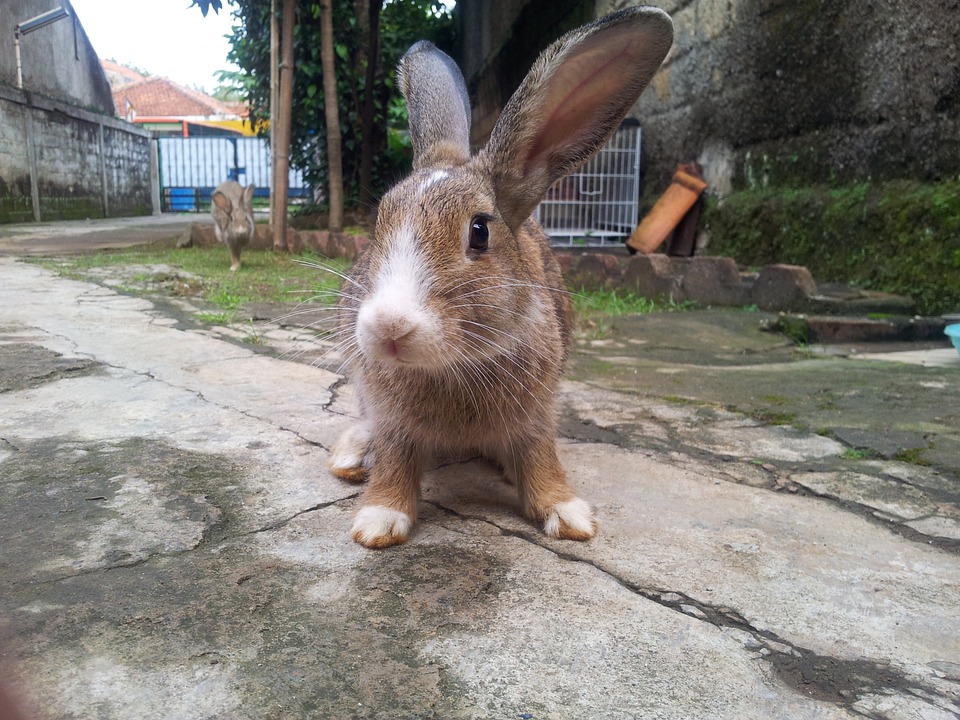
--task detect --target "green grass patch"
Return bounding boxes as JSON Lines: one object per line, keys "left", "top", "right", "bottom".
{"left": 194, "top": 312, "right": 233, "bottom": 325}
{"left": 729, "top": 403, "right": 799, "bottom": 427}
{"left": 662, "top": 395, "right": 706, "bottom": 406}
{"left": 571, "top": 287, "right": 691, "bottom": 335}
{"left": 37, "top": 243, "right": 693, "bottom": 333}
{"left": 34, "top": 243, "right": 351, "bottom": 321}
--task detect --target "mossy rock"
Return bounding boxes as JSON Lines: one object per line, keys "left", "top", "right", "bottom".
{"left": 702, "top": 179, "right": 960, "bottom": 316}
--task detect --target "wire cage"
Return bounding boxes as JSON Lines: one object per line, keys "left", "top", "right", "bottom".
{"left": 535, "top": 121, "right": 642, "bottom": 248}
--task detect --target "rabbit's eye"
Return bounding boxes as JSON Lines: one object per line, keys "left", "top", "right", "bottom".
{"left": 469, "top": 217, "right": 489, "bottom": 252}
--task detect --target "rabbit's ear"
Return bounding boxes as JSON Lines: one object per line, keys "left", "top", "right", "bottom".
{"left": 399, "top": 41, "right": 471, "bottom": 169}
{"left": 243, "top": 184, "right": 256, "bottom": 206}
{"left": 483, "top": 8, "right": 673, "bottom": 232}
{"left": 212, "top": 190, "right": 231, "bottom": 212}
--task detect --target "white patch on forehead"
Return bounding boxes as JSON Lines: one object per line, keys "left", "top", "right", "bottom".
{"left": 420, "top": 170, "right": 449, "bottom": 193}
{"left": 357, "top": 220, "right": 442, "bottom": 364}
{"left": 371, "top": 222, "right": 431, "bottom": 305}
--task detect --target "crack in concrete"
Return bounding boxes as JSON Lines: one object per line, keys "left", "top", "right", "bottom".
{"left": 0, "top": 436, "right": 23, "bottom": 453}
{"left": 560, "top": 400, "right": 960, "bottom": 556}
{"left": 424, "top": 498, "right": 960, "bottom": 717}
{"left": 785, "top": 482, "right": 960, "bottom": 555}
{"left": 321, "top": 375, "right": 350, "bottom": 413}
{"left": 28, "top": 492, "right": 363, "bottom": 589}
{"left": 235, "top": 493, "right": 362, "bottom": 538}
{"left": 133, "top": 368, "right": 337, "bottom": 453}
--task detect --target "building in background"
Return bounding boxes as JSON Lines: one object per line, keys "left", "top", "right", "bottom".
{"left": 0, "top": 0, "right": 153, "bottom": 223}
{"left": 0, "top": 0, "right": 114, "bottom": 112}
{"left": 106, "top": 62, "right": 253, "bottom": 138}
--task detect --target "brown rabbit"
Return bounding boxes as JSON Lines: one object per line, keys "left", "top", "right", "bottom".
{"left": 211, "top": 181, "right": 255, "bottom": 271}
{"left": 328, "top": 7, "right": 673, "bottom": 548}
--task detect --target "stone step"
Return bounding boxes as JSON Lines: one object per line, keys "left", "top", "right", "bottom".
{"left": 559, "top": 252, "right": 925, "bottom": 318}
{"left": 765, "top": 313, "right": 949, "bottom": 344}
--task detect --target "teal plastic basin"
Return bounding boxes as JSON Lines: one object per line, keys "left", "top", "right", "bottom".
{"left": 946, "top": 324, "right": 960, "bottom": 356}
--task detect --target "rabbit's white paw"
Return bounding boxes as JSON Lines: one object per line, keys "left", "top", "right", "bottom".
{"left": 544, "top": 497, "right": 597, "bottom": 541}
{"left": 329, "top": 422, "right": 372, "bottom": 483}
{"left": 352, "top": 506, "right": 412, "bottom": 548}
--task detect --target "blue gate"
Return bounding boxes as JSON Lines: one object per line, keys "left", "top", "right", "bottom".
{"left": 157, "top": 136, "right": 310, "bottom": 212}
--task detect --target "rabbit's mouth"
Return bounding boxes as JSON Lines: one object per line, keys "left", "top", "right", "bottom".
{"left": 382, "top": 337, "right": 419, "bottom": 365}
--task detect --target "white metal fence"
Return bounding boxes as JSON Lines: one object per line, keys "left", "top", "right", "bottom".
{"left": 536, "top": 122, "right": 641, "bottom": 248}
{"left": 156, "top": 136, "right": 309, "bottom": 212}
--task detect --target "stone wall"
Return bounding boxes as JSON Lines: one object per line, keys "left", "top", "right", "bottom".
{"left": 460, "top": 0, "right": 960, "bottom": 197}
{"left": 459, "top": 0, "right": 595, "bottom": 145}
{"left": 1, "top": 0, "right": 115, "bottom": 115}
{"left": 0, "top": 86, "right": 153, "bottom": 223}
{"left": 598, "top": 0, "right": 960, "bottom": 196}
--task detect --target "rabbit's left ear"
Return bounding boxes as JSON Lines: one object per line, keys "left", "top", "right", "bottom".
{"left": 243, "top": 184, "right": 256, "bottom": 205}
{"left": 399, "top": 41, "right": 472, "bottom": 170}
{"left": 483, "top": 7, "right": 673, "bottom": 232}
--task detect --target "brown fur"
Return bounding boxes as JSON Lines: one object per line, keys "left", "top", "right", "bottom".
{"left": 329, "top": 7, "right": 673, "bottom": 548}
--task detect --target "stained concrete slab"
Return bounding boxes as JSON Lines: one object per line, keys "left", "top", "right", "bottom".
{"left": 1, "top": 254, "right": 959, "bottom": 719}
{"left": 0, "top": 215, "right": 194, "bottom": 256}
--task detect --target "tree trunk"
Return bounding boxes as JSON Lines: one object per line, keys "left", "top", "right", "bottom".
{"left": 269, "top": 0, "right": 280, "bottom": 232}
{"left": 320, "top": 0, "right": 344, "bottom": 232}
{"left": 273, "top": 0, "right": 296, "bottom": 252}
{"left": 358, "top": 0, "right": 381, "bottom": 209}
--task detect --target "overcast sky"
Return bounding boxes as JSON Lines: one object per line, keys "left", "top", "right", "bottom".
{"left": 68, "top": 0, "right": 241, "bottom": 93}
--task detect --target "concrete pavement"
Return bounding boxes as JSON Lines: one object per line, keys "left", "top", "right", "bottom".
{"left": 1, "top": 244, "right": 959, "bottom": 719}
{"left": 0, "top": 214, "right": 194, "bottom": 255}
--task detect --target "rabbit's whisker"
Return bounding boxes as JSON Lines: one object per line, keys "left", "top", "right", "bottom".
{"left": 294, "top": 258, "right": 370, "bottom": 294}
{"left": 459, "top": 320, "right": 555, "bottom": 395}
{"left": 459, "top": 332, "right": 548, "bottom": 420}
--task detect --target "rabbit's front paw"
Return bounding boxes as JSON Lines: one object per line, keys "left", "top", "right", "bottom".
{"left": 543, "top": 497, "right": 597, "bottom": 541}
{"left": 329, "top": 422, "right": 372, "bottom": 483}
{"left": 351, "top": 505, "right": 412, "bottom": 548}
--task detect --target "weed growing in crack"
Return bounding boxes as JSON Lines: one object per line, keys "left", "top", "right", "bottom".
{"left": 894, "top": 446, "right": 931, "bottom": 466}
{"left": 195, "top": 312, "right": 233, "bottom": 325}
{"left": 839, "top": 448, "right": 874, "bottom": 461}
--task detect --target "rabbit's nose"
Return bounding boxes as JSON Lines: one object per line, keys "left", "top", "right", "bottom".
{"left": 360, "top": 307, "right": 422, "bottom": 362}
{"left": 370, "top": 309, "right": 416, "bottom": 342}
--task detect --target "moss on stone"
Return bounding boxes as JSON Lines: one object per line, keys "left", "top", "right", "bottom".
{"left": 703, "top": 179, "right": 960, "bottom": 316}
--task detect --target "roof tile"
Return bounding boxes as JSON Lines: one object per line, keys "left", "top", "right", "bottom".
{"left": 112, "top": 76, "right": 243, "bottom": 119}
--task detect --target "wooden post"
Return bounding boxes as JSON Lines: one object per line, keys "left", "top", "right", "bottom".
{"left": 269, "top": 0, "right": 279, "bottom": 230}
{"left": 320, "top": 0, "right": 343, "bottom": 232}
{"left": 358, "top": 0, "right": 381, "bottom": 210}
{"left": 273, "top": 0, "right": 295, "bottom": 252}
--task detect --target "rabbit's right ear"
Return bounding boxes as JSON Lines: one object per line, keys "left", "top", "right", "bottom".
{"left": 399, "top": 41, "right": 472, "bottom": 170}
{"left": 483, "top": 7, "right": 673, "bottom": 232}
